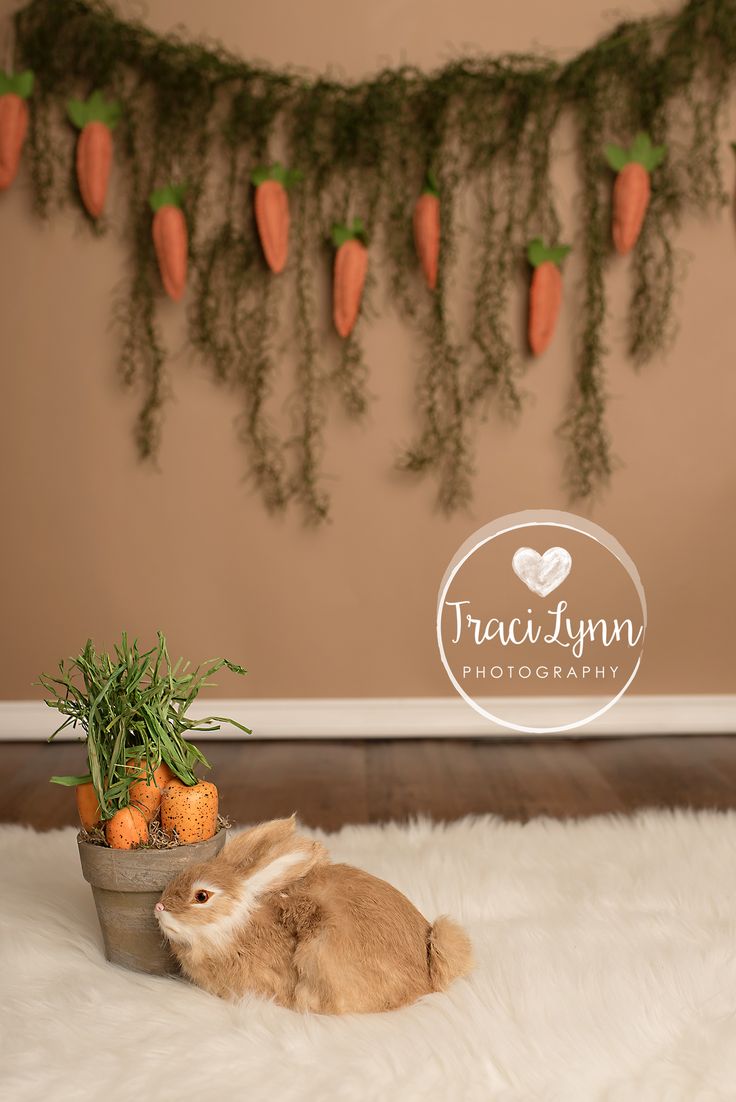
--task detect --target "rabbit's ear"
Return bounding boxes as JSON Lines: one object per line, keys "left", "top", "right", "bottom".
{"left": 224, "top": 816, "right": 297, "bottom": 867}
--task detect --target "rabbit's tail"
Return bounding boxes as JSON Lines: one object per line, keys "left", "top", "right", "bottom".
{"left": 427, "top": 916, "right": 474, "bottom": 991}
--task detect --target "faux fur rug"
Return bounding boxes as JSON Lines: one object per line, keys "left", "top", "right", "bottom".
{"left": 2, "top": 812, "right": 736, "bottom": 1101}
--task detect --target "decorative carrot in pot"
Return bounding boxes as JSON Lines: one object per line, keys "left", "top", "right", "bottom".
{"left": 251, "top": 163, "right": 301, "bottom": 274}
{"left": 527, "top": 238, "right": 571, "bottom": 357}
{"left": 332, "top": 218, "right": 368, "bottom": 339}
{"left": 161, "top": 780, "right": 218, "bottom": 844}
{"left": 105, "top": 806, "right": 148, "bottom": 849}
{"left": 0, "top": 70, "right": 33, "bottom": 190}
{"left": 413, "top": 169, "right": 440, "bottom": 290}
{"left": 128, "top": 760, "right": 174, "bottom": 822}
{"left": 150, "top": 184, "right": 188, "bottom": 301}
{"left": 604, "top": 132, "right": 665, "bottom": 256}
{"left": 75, "top": 781, "right": 101, "bottom": 832}
{"left": 67, "top": 90, "right": 121, "bottom": 219}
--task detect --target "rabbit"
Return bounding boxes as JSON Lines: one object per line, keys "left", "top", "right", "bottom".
{"left": 155, "top": 815, "right": 473, "bottom": 1013}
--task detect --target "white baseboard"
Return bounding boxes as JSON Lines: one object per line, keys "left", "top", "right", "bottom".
{"left": 0, "top": 695, "right": 734, "bottom": 740}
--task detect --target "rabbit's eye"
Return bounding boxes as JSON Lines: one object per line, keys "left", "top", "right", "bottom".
{"left": 193, "top": 890, "right": 212, "bottom": 904}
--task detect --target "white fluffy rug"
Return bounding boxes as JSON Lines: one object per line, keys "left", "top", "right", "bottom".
{"left": 3, "top": 812, "right": 736, "bottom": 1101}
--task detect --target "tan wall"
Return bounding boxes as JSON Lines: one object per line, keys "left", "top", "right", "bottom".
{"left": 1, "top": 0, "right": 734, "bottom": 701}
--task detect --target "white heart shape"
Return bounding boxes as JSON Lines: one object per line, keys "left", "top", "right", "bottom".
{"left": 512, "top": 546, "right": 572, "bottom": 598}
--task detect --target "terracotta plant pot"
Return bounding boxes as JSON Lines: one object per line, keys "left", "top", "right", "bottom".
{"left": 78, "top": 830, "right": 227, "bottom": 975}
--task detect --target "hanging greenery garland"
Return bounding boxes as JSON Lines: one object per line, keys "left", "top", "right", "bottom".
{"left": 6, "top": 0, "right": 736, "bottom": 521}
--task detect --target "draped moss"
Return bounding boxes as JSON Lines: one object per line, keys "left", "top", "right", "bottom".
{"left": 12, "top": 0, "right": 736, "bottom": 520}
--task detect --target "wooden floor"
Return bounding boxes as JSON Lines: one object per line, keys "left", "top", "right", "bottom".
{"left": 1, "top": 736, "right": 735, "bottom": 831}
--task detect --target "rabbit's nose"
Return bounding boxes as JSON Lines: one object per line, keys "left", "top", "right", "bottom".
{"left": 155, "top": 902, "right": 165, "bottom": 912}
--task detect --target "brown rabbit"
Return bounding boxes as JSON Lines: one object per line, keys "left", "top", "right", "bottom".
{"left": 155, "top": 816, "right": 473, "bottom": 1013}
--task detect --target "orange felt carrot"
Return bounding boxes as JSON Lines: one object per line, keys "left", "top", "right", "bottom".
{"left": 75, "top": 781, "right": 101, "bottom": 832}
{"left": 251, "top": 163, "right": 301, "bottom": 274}
{"left": 332, "top": 218, "right": 368, "bottom": 339}
{"left": 413, "top": 170, "right": 440, "bottom": 290}
{"left": 527, "top": 239, "right": 571, "bottom": 357}
{"left": 604, "top": 132, "right": 665, "bottom": 256}
{"left": 105, "top": 806, "right": 148, "bottom": 849}
{"left": 150, "top": 184, "right": 188, "bottom": 301}
{"left": 161, "top": 780, "right": 218, "bottom": 844}
{"left": 128, "top": 760, "right": 174, "bottom": 823}
{"left": 0, "top": 70, "right": 34, "bottom": 191}
{"left": 67, "top": 91, "right": 121, "bottom": 219}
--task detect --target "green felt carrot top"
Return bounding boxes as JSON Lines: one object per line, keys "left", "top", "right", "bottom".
{"left": 250, "top": 163, "right": 302, "bottom": 188}
{"left": 421, "top": 169, "right": 439, "bottom": 196}
{"left": 604, "top": 131, "right": 666, "bottom": 172}
{"left": 67, "top": 90, "right": 121, "bottom": 130}
{"left": 0, "top": 70, "right": 34, "bottom": 98}
{"left": 149, "top": 183, "right": 187, "bottom": 212}
{"left": 527, "top": 238, "right": 571, "bottom": 268}
{"left": 331, "top": 217, "right": 368, "bottom": 248}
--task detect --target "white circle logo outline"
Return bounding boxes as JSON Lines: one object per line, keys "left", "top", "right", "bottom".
{"left": 436, "top": 511, "right": 647, "bottom": 734}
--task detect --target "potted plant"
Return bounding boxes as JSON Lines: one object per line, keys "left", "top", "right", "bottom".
{"left": 40, "top": 632, "right": 249, "bottom": 976}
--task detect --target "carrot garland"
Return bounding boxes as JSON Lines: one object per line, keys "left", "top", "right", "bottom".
{"left": 413, "top": 169, "right": 440, "bottom": 291}
{"left": 604, "top": 132, "right": 665, "bottom": 256}
{"left": 332, "top": 218, "right": 368, "bottom": 338}
{"left": 67, "top": 90, "right": 121, "bottom": 219}
{"left": 0, "top": 70, "right": 34, "bottom": 191}
{"left": 251, "top": 163, "right": 301, "bottom": 274}
{"left": 10, "top": 0, "right": 736, "bottom": 517}
{"left": 150, "top": 184, "right": 188, "bottom": 301}
{"left": 527, "top": 239, "right": 571, "bottom": 357}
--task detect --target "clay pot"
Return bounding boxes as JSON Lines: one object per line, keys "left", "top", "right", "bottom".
{"left": 78, "top": 830, "right": 227, "bottom": 975}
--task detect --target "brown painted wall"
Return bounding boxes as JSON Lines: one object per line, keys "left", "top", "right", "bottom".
{"left": 1, "top": 0, "right": 734, "bottom": 700}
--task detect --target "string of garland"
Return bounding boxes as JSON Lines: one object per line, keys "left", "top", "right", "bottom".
{"left": 8, "top": 0, "right": 736, "bottom": 522}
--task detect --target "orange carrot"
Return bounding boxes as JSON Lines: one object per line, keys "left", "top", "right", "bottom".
{"left": 75, "top": 782, "right": 101, "bottom": 832}
{"left": 0, "top": 70, "right": 34, "bottom": 191}
{"left": 161, "top": 780, "right": 218, "bottom": 844}
{"left": 128, "top": 760, "right": 174, "bottom": 823}
{"left": 150, "top": 184, "right": 188, "bottom": 301}
{"left": 604, "top": 132, "right": 665, "bottom": 256}
{"left": 67, "top": 91, "right": 121, "bottom": 219}
{"left": 76, "top": 122, "right": 112, "bottom": 218}
{"left": 413, "top": 170, "right": 440, "bottom": 291}
{"left": 332, "top": 219, "right": 368, "bottom": 339}
{"left": 251, "top": 164, "right": 301, "bottom": 274}
{"left": 105, "top": 806, "right": 148, "bottom": 849}
{"left": 527, "top": 239, "right": 571, "bottom": 357}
